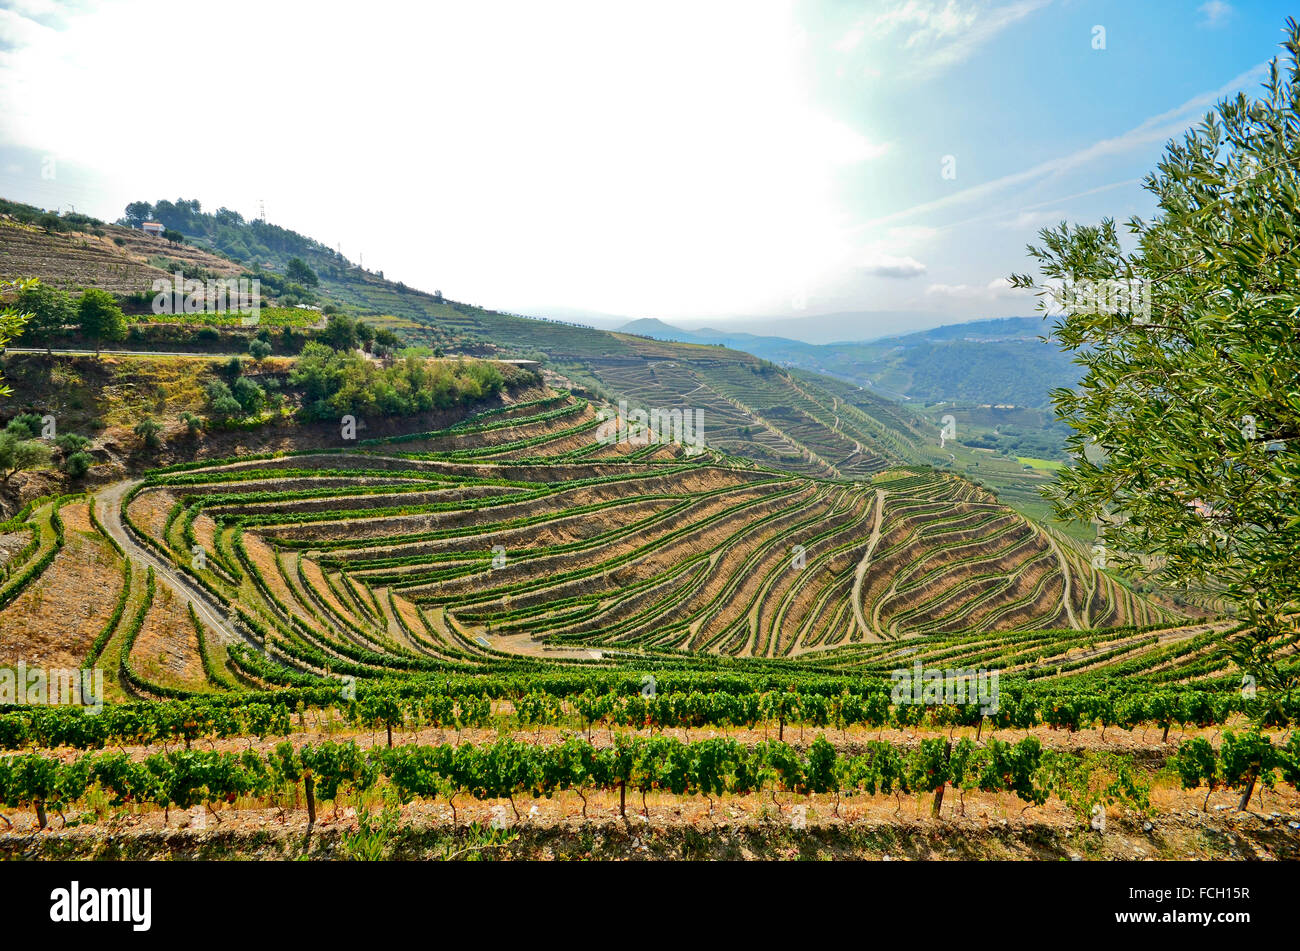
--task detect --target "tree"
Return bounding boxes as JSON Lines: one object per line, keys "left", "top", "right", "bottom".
{"left": 209, "top": 396, "right": 244, "bottom": 420}
{"left": 64, "top": 452, "right": 94, "bottom": 479}
{"left": 320, "top": 314, "right": 359, "bottom": 351}
{"left": 285, "top": 258, "right": 318, "bottom": 287}
{"left": 204, "top": 381, "right": 244, "bottom": 422}
{"left": 248, "top": 339, "right": 272, "bottom": 362}
{"left": 55, "top": 432, "right": 94, "bottom": 479}
{"left": 77, "top": 289, "right": 128, "bottom": 356}
{"left": 123, "top": 202, "right": 153, "bottom": 228}
{"left": 54, "top": 432, "right": 89, "bottom": 453}
{"left": 1010, "top": 18, "right": 1300, "bottom": 720}
{"left": 162, "top": 229, "right": 185, "bottom": 246}
{"left": 0, "top": 278, "right": 37, "bottom": 397}
{"left": 356, "top": 321, "right": 375, "bottom": 352}
{"left": 134, "top": 418, "right": 163, "bottom": 450}
{"left": 232, "top": 376, "right": 265, "bottom": 415}
{"left": 5, "top": 414, "right": 43, "bottom": 439}
{"left": 0, "top": 432, "right": 50, "bottom": 482}
{"left": 14, "top": 284, "right": 74, "bottom": 354}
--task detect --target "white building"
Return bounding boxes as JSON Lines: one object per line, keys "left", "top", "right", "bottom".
{"left": 142, "top": 221, "right": 165, "bottom": 236}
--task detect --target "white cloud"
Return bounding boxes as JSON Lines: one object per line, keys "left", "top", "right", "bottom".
{"left": 854, "top": 224, "right": 934, "bottom": 277}
{"left": 924, "top": 277, "right": 1026, "bottom": 300}
{"left": 863, "top": 253, "right": 926, "bottom": 277}
{"left": 1198, "top": 2, "right": 1233, "bottom": 28}
{"left": 835, "top": 24, "right": 865, "bottom": 52}
{"left": 842, "top": 0, "right": 1050, "bottom": 81}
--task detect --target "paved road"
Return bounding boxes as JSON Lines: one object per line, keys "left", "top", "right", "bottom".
{"left": 7, "top": 348, "right": 538, "bottom": 364}
{"left": 7, "top": 348, "right": 230, "bottom": 359}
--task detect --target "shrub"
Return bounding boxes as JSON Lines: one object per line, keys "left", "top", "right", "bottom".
{"left": 64, "top": 452, "right": 94, "bottom": 478}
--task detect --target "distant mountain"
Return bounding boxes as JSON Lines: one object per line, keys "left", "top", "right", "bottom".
{"left": 618, "top": 317, "right": 693, "bottom": 338}
{"left": 616, "top": 315, "right": 1075, "bottom": 408}
{"left": 545, "top": 310, "right": 954, "bottom": 345}
{"left": 684, "top": 311, "right": 953, "bottom": 344}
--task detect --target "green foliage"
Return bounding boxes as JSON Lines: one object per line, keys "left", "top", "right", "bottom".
{"left": 286, "top": 257, "right": 319, "bottom": 287}
{"left": 1011, "top": 20, "right": 1300, "bottom": 710}
{"left": 76, "top": 289, "right": 128, "bottom": 354}
{"left": 4, "top": 414, "right": 43, "bottom": 439}
{"left": 232, "top": 377, "right": 265, "bottom": 415}
{"left": 0, "top": 431, "right": 50, "bottom": 481}
{"left": 203, "top": 381, "right": 244, "bottom": 423}
{"left": 0, "top": 278, "right": 39, "bottom": 397}
{"left": 123, "top": 201, "right": 153, "bottom": 227}
{"left": 54, "top": 432, "right": 89, "bottom": 453}
{"left": 290, "top": 343, "right": 505, "bottom": 421}
{"left": 13, "top": 283, "right": 74, "bottom": 353}
{"left": 321, "top": 313, "right": 360, "bottom": 351}
{"left": 340, "top": 801, "right": 403, "bottom": 860}
{"left": 63, "top": 451, "right": 94, "bottom": 479}
{"left": 134, "top": 417, "right": 163, "bottom": 450}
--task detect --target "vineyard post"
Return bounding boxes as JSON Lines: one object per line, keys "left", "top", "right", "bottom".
{"left": 931, "top": 740, "right": 952, "bottom": 819}
{"left": 304, "top": 771, "right": 316, "bottom": 827}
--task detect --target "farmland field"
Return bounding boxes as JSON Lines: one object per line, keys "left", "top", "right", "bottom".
{"left": 5, "top": 3, "right": 1300, "bottom": 941}
{"left": 2, "top": 381, "right": 1295, "bottom": 865}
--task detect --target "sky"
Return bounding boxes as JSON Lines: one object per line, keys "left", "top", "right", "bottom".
{"left": 0, "top": 0, "right": 1293, "bottom": 340}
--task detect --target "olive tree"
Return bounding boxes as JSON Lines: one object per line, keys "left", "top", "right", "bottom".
{"left": 0, "top": 278, "right": 37, "bottom": 396}
{"left": 1011, "top": 19, "right": 1300, "bottom": 720}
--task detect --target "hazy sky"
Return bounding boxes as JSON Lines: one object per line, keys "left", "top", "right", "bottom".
{"left": 0, "top": 0, "right": 1292, "bottom": 336}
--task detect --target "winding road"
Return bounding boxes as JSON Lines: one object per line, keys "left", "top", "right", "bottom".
{"left": 95, "top": 478, "right": 251, "bottom": 650}
{"left": 851, "top": 488, "right": 888, "bottom": 641}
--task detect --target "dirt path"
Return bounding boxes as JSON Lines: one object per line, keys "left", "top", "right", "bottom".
{"left": 95, "top": 479, "right": 252, "bottom": 654}
{"left": 851, "top": 488, "right": 887, "bottom": 640}
{"left": 1036, "top": 522, "right": 1081, "bottom": 630}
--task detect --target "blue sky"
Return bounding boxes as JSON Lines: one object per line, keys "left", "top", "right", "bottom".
{"left": 0, "top": 0, "right": 1293, "bottom": 339}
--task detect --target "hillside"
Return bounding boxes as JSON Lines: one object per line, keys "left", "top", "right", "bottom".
{"left": 0, "top": 196, "right": 935, "bottom": 479}
{"left": 0, "top": 212, "right": 243, "bottom": 295}
{"left": 0, "top": 197, "right": 1188, "bottom": 672}
{"left": 0, "top": 389, "right": 1182, "bottom": 702}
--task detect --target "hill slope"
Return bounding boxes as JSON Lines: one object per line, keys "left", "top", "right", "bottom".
{"left": 0, "top": 391, "right": 1178, "bottom": 693}
{"left": 0, "top": 196, "right": 934, "bottom": 478}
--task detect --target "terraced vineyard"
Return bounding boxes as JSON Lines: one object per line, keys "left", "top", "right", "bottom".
{"left": 0, "top": 386, "right": 1189, "bottom": 700}
{"left": 0, "top": 215, "right": 241, "bottom": 295}
{"left": 4, "top": 380, "right": 1297, "bottom": 869}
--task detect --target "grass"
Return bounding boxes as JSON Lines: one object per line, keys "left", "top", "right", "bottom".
{"left": 131, "top": 306, "right": 322, "bottom": 329}
{"left": 1018, "top": 456, "right": 1065, "bottom": 472}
